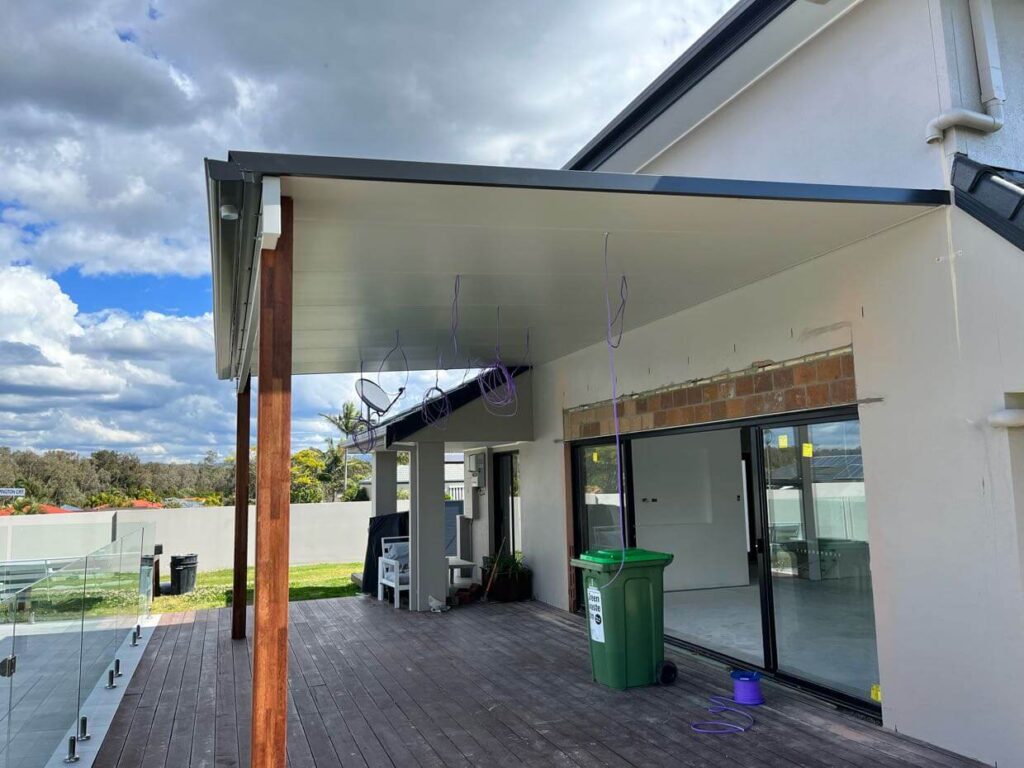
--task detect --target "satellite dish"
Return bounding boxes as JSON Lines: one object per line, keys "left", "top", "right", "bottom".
{"left": 355, "top": 378, "right": 399, "bottom": 415}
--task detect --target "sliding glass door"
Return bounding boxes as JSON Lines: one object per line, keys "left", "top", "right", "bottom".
{"left": 575, "top": 444, "right": 626, "bottom": 552}
{"left": 762, "top": 418, "right": 878, "bottom": 702}
{"left": 571, "top": 408, "right": 880, "bottom": 706}
{"left": 630, "top": 428, "right": 764, "bottom": 666}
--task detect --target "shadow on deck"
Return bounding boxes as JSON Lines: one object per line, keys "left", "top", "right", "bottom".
{"left": 94, "top": 597, "right": 984, "bottom": 767}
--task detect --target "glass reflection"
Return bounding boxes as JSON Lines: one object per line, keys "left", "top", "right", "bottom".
{"left": 764, "top": 419, "right": 878, "bottom": 701}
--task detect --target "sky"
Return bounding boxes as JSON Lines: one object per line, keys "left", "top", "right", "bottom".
{"left": 0, "top": 0, "right": 732, "bottom": 462}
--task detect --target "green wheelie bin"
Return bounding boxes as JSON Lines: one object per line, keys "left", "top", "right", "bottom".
{"left": 570, "top": 548, "right": 676, "bottom": 690}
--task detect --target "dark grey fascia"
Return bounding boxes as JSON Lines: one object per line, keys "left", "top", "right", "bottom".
{"left": 224, "top": 151, "right": 949, "bottom": 206}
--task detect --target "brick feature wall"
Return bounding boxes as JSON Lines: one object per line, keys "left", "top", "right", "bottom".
{"left": 564, "top": 347, "right": 856, "bottom": 441}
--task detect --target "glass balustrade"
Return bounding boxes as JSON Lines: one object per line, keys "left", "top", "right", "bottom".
{"left": 0, "top": 530, "right": 151, "bottom": 767}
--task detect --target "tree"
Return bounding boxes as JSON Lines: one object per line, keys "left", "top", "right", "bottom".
{"left": 320, "top": 439, "right": 347, "bottom": 501}
{"left": 291, "top": 448, "right": 327, "bottom": 504}
{"left": 320, "top": 401, "right": 360, "bottom": 491}
{"left": 10, "top": 497, "right": 41, "bottom": 515}
{"left": 290, "top": 475, "right": 324, "bottom": 504}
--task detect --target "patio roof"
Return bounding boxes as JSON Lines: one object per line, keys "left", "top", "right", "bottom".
{"left": 205, "top": 152, "right": 948, "bottom": 384}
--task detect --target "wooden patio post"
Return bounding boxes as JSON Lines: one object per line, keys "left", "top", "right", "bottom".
{"left": 231, "top": 377, "right": 250, "bottom": 640}
{"left": 251, "top": 196, "right": 293, "bottom": 768}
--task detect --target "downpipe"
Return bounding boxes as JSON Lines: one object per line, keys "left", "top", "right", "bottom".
{"left": 925, "top": 0, "right": 1005, "bottom": 144}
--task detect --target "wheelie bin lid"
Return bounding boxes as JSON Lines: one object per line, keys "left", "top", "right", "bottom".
{"left": 571, "top": 548, "right": 673, "bottom": 571}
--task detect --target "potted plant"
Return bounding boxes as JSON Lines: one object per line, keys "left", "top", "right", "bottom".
{"left": 482, "top": 551, "right": 533, "bottom": 602}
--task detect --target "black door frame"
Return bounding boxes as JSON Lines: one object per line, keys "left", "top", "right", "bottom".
{"left": 569, "top": 404, "right": 878, "bottom": 716}
{"left": 493, "top": 450, "right": 519, "bottom": 557}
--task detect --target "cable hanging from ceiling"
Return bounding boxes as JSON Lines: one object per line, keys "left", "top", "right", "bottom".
{"left": 421, "top": 275, "right": 462, "bottom": 430}
{"left": 476, "top": 305, "right": 520, "bottom": 417}
{"left": 599, "top": 231, "right": 630, "bottom": 590}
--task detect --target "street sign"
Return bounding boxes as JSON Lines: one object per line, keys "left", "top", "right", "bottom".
{"left": 0, "top": 488, "right": 25, "bottom": 498}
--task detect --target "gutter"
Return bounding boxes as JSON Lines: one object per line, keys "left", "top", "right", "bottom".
{"left": 926, "top": 0, "right": 1005, "bottom": 144}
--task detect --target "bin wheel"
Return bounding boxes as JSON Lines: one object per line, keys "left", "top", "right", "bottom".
{"left": 656, "top": 660, "right": 678, "bottom": 685}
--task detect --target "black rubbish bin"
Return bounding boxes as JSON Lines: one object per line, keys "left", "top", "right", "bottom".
{"left": 170, "top": 554, "right": 198, "bottom": 595}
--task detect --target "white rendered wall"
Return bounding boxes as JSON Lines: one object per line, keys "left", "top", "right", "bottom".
{"left": 115, "top": 501, "right": 409, "bottom": 571}
{"left": 518, "top": 208, "right": 1024, "bottom": 765}
{"left": 626, "top": 1, "right": 950, "bottom": 189}
{"left": 0, "top": 511, "right": 114, "bottom": 561}
{"left": 939, "top": 0, "right": 1024, "bottom": 171}
{"left": 632, "top": 429, "right": 748, "bottom": 591}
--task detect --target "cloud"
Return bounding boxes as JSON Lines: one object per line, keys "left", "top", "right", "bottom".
{"left": 0, "top": 265, "right": 227, "bottom": 458}
{"left": 0, "top": 1, "right": 730, "bottom": 460}
{"left": 0, "top": 265, "right": 478, "bottom": 459}
{"left": 0, "top": 341, "right": 55, "bottom": 367}
{"left": 0, "top": 0, "right": 729, "bottom": 277}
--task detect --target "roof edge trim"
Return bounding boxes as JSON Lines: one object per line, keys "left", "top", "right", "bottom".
{"left": 224, "top": 151, "right": 948, "bottom": 206}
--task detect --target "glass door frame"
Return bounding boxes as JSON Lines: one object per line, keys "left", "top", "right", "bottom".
{"left": 568, "top": 404, "right": 878, "bottom": 716}
{"left": 752, "top": 405, "right": 875, "bottom": 714}
{"left": 493, "top": 450, "right": 520, "bottom": 556}
{"left": 569, "top": 440, "right": 630, "bottom": 611}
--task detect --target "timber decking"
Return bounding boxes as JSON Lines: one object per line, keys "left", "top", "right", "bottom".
{"left": 94, "top": 598, "right": 985, "bottom": 768}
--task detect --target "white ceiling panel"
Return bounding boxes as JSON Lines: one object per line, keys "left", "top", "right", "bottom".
{"left": 242, "top": 170, "right": 942, "bottom": 377}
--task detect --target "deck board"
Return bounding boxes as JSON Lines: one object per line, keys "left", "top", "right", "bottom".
{"left": 93, "top": 598, "right": 986, "bottom": 768}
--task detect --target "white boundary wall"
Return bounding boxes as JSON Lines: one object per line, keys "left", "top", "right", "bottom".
{"left": 116, "top": 502, "right": 402, "bottom": 570}
{"left": 0, "top": 501, "right": 400, "bottom": 571}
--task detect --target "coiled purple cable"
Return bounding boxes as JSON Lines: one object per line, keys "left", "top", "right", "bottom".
{"left": 690, "top": 696, "right": 756, "bottom": 734}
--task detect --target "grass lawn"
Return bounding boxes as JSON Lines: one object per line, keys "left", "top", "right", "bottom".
{"left": 152, "top": 562, "right": 363, "bottom": 613}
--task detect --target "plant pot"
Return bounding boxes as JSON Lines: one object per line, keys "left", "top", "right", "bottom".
{"left": 483, "top": 569, "right": 533, "bottom": 602}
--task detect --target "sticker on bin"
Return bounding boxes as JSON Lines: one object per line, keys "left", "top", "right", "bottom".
{"left": 587, "top": 586, "right": 605, "bottom": 643}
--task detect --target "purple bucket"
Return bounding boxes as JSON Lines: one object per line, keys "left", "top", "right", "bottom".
{"left": 731, "top": 670, "right": 764, "bottom": 705}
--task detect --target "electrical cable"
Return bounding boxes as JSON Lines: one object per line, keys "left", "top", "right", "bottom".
{"left": 599, "top": 232, "right": 629, "bottom": 591}
{"left": 422, "top": 350, "right": 452, "bottom": 430}
{"left": 450, "top": 274, "right": 461, "bottom": 363}
{"left": 690, "top": 696, "right": 756, "bottom": 734}
{"left": 377, "top": 330, "right": 409, "bottom": 401}
{"left": 476, "top": 306, "right": 518, "bottom": 417}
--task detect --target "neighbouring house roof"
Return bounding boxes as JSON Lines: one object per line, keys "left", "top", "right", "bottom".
{"left": 0, "top": 503, "right": 70, "bottom": 516}
{"left": 360, "top": 463, "right": 465, "bottom": 486}
{"left": 91, "top": 499, "right": 165, "bottom": 511}
{"left": 205, "top": 152, "right": 947, "bottom": 385}
{"left": 951, "top": 154, "right": 1024, "bottom": 252}
{"left": 769, "top": 452, "right": 865, "bottom": 484}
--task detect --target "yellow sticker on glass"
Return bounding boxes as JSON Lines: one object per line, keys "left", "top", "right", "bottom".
{"left": 802, "top": 442, "right": 814, "bottom": 458}
{"left": 778, "top": 435, "right": 789, "bottom": 449}
{"left": 870, "top": 683, "right": 882, "bottom": 703}
{"left": 592, "top": 451, "right": 599, "bottom": 463}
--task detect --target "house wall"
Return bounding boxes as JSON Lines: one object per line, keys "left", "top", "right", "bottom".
{"left": 554, "top": 1, "right": 1024, "bottom": 757}
{"left": 939, "top": 0, "right": 1024, "bottom": 171}
{"left": 634, "top": 0, "right": 948, "bottom": 188}
{"left": 631, "top": 429, "right": 747, "bottom": 592}
{"left": 519, "top": 208, "right": 1024, "bottom": 764}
